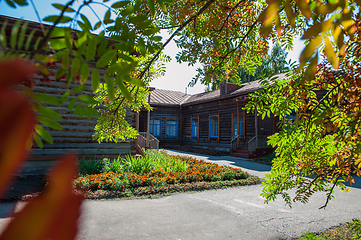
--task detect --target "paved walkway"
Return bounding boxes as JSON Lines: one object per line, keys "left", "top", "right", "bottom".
{"left": 0, "top": 150, "right": 361, "bottom": 240}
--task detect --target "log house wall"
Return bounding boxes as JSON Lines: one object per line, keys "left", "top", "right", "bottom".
{"left": 30, "top": 65, "right": 136, "bottom": 159}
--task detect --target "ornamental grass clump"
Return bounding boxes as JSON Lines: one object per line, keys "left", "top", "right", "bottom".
{"left": 78, "top": 156, "right": 104, "bottom": 176}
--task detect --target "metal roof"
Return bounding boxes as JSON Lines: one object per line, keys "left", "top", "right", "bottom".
{"left": 149, "top": 89, "right": 191, "bottom": 107}
{"left": 150, "top": 73, "right": 288, "bottom": 107}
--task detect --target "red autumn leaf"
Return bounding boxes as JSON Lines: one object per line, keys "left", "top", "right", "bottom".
{"left": 0, "top": 58, "right": 37, "bottom": 88}
{"left": 0, "top": 154, "right": 82, "bottom": 240}
{"left": 0, "top": 93, "right": 34, "bottom": 197}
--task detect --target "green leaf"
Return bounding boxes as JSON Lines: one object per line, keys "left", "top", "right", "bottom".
{"left": 33, "top": 133, "right": 43, "bottom": 148}
{"left": 104, "top": 75, "right": 114, "bottom": 101}
{"left": 78, "top": 95, "right": 98, "bottom": 104}
{"left": 115, "top": 78, "right": 132, "bottom": 101}
{"left": 80, "top": 63, "right": 90, "bottom": 84}
{"left": 123, "top": 75, "right": 145, "bottom": 87}
{"left": 96, "top": 30, "right": 105, "bottom": 44}
{"left": 50, "top": 38, "right": 66, "bottom": 50}
{"left": 76, "top": 32, "right": 87, "bottom": 48}
{"left": 129, "top": 15, "right": 148, "bottom": 24}
{"left": 135, "top": 20, "right": 152, "bottom": 30}
{"left": 71, "top": 85, "right": 87, "bottom": 93}
{"left": 11, "top": 20, "right": 21, "bottom": 49}
{"left": 96, "top": 49, "right": 116, "bottom": 68}
{"left": 0, "top": 20, "right": 8, "bottom": 48}
{"left": 79, "top": 106, "right": 86, "bottom": 118}
{"left": 60, "top": 91, "right": 70, "bottom": 104}
{"left": 118, "top": 53, "right": 133, "bottom": 62}
{"left": 13, "top": 0, "right": 27, "bottom": 5}
{"left": 150, "top": 35, "right": 162, "bottom": 41}
{"left": 97, "top": 38, "right": 109, "bottom": 55}
{"left": 88, "top": 107, "right": 99, "bottom": 118}
{"left": 74, "top": 103, "right": 82, "bottom": 116}
{"left": 71, "top": 57, "right": 80, "bottom": 77}
{"left": 121, "top": 6, "right": 135, "bottom": 16}
{"left": 143, "top": 27, "right": 160, "bottom": 36}
{"left": 17, "top": 21, "right": 28, "bottom": 49}
{"left": 324, "top": 38, "right": 339, "bottom": 69}
{"left": 48, "top": 27, "right": 65, "bottom": 38}
{"left": 68, "top": 98, "right": 77, "bottom": 111}
{"left": 81, "top": 14, "right": 92, "bottom": 31}
{"left": 295, "top": 0, "right": 311, "bottom": 20}
{"left": 52, "top": 3, "right": 75, "bottom": 12}
{"left": 62, "top": 53, "right": 70, "bottom": 70}
{"left": 85, "top": 107, "right": 92, "bottom": 120}
{"left": 25, "top": 29, "right": 36, "bottom": 51}
{"left": 119, "top": 62, "right": 138, "bottom": 77}
{"left": 35, "top": 125, "right": 53, "bottom": 144}
{"left": 301, "top": 20, "right": 333, "bottom": 40}
{"left": 157, "top": 0, "right": 167, "bottom": 12}
{"left": 43, "top": 15, "right": 72, "bottom": 23}
{"left": 91, "top": 69, "right": 100, "bottom": 92}
{"left": 5, "top": 0, "right": 16, "bottom": 8}
{"left": 35, "top": 105, "right": 62, "bottom": 120}
{"left": 34, "top": 37, "right": 41, "bottom": 51}
{"left": 147, "top": 0, "right": 155, "bottom": 16}
{"left": 104, "top": 9, "right": 113, "bottom": 25}
{"left": 138, "top": 37, "right": 146, "bottom": 55}
{"left": 111, "top": 1, "right": 129, "bottom": 8}
{"left": 86, "top": 36, "right": 97, "bottom": 61}
{"left": 34, "top": 93, "right": 61, "bottom": 105}
{"left": 37, "top": 115, "right": 63, "bottom": 130}
{"left": 55, "top": 65, "right": 66, "bottom": 80}
{"left": 64, "top": 28, "right": 72, "bottom": 51}
{"left": 94, "top": 21, "right": 102, "bottom": 30}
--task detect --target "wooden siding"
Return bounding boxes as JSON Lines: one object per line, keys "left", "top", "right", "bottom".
{"left": 30, "top": 68, "right": 135, "bottom": 158}
{"left": 151, "top": 106, "right": 181, "bottom": 146}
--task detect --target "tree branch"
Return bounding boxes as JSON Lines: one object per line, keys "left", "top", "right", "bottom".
{"left": 137, "top": 0, "right": 216, "bottom": 80}
{"left": 30, "top": 0, "right": 77, "bottom": 59}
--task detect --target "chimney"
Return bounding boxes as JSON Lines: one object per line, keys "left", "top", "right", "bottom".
{"left": 220, "top": 82, "right": 241, "bottom": 96}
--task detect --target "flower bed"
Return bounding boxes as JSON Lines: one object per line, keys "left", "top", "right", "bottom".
{"left": 74, "top": 152, "right": 261, "bottom": 199}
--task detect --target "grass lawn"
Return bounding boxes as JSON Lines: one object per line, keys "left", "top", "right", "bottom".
{"left": 298, "top": 219, "right": 361, "bottom": 240}
{"left": 73, "top": 149, "right": 261, "bottom": 200}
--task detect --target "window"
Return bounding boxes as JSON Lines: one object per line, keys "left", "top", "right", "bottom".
{"left": 210, "top": 117, "right": 218, "bottom": 138}
{"left": 166, "top": 120, "right": 177, "bottom": 137}
{"left": 191, "top": 118, "right": 198, "bottom": 137}
{"left": 233, "top": 115, "right": 244, "bottom": 138}
{"left": 150, "top": 119, "right": 161, "bottom": 136}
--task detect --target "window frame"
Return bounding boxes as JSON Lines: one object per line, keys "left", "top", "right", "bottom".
{"left": 191, "top": 116, "right": 199, "bottom": 138}
{"left": 209, "top": 115, "right": 219, "bottom": 140}
{"left": 166, "top": 118, "right": 178, "bottom": 138}
{"left": 150, "top": 118, "right": 161, "bottom": 137}
{"left": 232, "top": 114, "right": 244, "bottom": 138}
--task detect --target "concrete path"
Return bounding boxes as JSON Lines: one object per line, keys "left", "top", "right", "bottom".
{"left": 1, "top": 149, "right": 361, "bottom": 240}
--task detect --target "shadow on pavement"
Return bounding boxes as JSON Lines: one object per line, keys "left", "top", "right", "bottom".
{"left": 165, "top": 149, "right": 272, "bottom": 173}
{"left": 207, "top": 156, "right": 272, "bottom": 172}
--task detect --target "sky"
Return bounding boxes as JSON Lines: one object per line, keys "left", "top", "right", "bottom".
{"left": 0, "top": 0, "right": 305, "bottom": 94}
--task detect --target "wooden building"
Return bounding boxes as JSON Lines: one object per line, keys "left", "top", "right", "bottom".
{"left": 0, "top": 15, "right": 136, "bottom": 160}
{"left": 145, "top": 74, "right": 286, "bottom": 158}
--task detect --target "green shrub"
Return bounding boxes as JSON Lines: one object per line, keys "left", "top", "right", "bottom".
{"left": 78, "top": 156, "right": 104, "bottom": 176}
{"left": 143, "top": 149, "right": 189, "bottom": 172}
{"left": 123, "top": 155, "right": 153, "bottom": 174}
{"left": 101, "top": 156, "right": 123, "bottom": 173}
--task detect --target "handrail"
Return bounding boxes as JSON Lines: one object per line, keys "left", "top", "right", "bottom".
{"left": 138, "top": 132, "right": 159, "bottom": 150}
{"left": 230, "top": 136, "right": 238, "bottom": 143}
{"left": 230, "top": 136, "right": 239, "bottom": 153}
{"left": 248, "top": 135, "right": 257, "bottom": 144}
